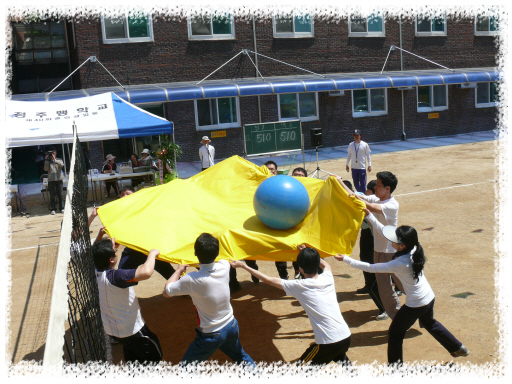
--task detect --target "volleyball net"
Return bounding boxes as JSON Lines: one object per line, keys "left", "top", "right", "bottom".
{"left": 43, "top": 125, "right": 106, "bottom": 367}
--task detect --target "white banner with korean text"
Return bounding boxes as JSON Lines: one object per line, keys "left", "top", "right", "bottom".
{"left": 5, "top": 92, "right": 119, "bottom": 148}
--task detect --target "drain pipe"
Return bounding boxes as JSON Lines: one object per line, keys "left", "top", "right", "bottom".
{"left": 252, "top": 16, "right": 262, "bottom": 123}
{"left": 400, "top": 15, "right": 406, "bottom": 141}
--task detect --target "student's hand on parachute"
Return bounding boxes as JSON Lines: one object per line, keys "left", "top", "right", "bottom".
{"left": 363, "top": 208, "right": 371, "bottom": 217}
{"left": 229, "top": 259, "right": 245, "bottom": 268}
{"left": 148, "top": 249, "right": 160, "bottom": 258}
{"left": 297, "top": 244, "right": 307, "bottom": 251}
{"left": 334, "top": 254, "right": 346, "bottom": 261}
{"left": 177, "top": 264, "right": 189, "bottom": 272}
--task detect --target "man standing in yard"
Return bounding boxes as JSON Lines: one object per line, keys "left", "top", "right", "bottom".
{"left": 346, "top": 129, "right": 372, "bottom": 193}
{"left": 199, "top": 136, "right": 215, "bottom": 171}
{"left": 44, "top": 147, "right": 64, "bottom": 215}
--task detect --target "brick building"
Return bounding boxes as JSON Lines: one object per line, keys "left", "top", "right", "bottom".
{"left": 9, "top": 12, "right": 500, "bottom": 179}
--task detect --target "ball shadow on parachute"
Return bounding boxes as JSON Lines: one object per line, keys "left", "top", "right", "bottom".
{"left": 242, "top": 215, "right": 304, "bottom": 235}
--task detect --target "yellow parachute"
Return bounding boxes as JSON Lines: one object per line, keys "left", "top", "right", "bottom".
{"left": 98, "top": 156, "right": 365, "bottom": 265}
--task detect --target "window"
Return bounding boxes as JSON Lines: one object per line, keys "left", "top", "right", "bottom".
{"left": 188, "top": 14, "right": 235, "bottom": 40}
{"left": 278, "top": 93, "right": 318, "bottom": 122}
{"left": 417, "top": 85, "right": 448, "bottom": 112}
{"left": 476, "top": 82, "right": 499, "bottom": 108}
{"left": 195, "top": 97, "right": 240, "bottom": 130}
{"left": 352, "top": 89, "right": 387, "bottom": 117}
{"left": 475, "top": 15, "right": 499, "bottom": 35}
{"left": 415, "top": 14, "right": 447, "bottom": 36}
{"left": 273, "top": 14, "right": 314, "bottom": 38}
{"left": 349, "top": 15, "right": 385, "bottom": 37}
{"left": 13, "top": 22, "right": 68, "bottom": 64}
{"left": 101, "top": 12, "right": 153, "bottom": 44}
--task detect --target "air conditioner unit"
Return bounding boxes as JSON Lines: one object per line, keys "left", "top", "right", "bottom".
{"left": 328, "top": 90, "right": 345, "bottom": 96}
{"left": 458, "top": 83, "right": 477, "bottom": 89}
{"left": 396, "top": 86, "right": 415, "bottom": 91}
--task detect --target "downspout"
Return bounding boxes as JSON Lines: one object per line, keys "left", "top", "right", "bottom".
{"left": 400, "top": 15, "right": 406, "bottom": 141}
{"left": 252, "top": 16, "right": 262, "bottom": 123}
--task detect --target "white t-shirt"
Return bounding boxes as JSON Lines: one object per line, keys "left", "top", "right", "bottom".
{"left": 96, "top": 268, "right": 145, "bottom": 338}
{"left": 343, "top": 248, "right": 435, "bottom": 308}
{"left": 362, "top": 194, "right": 399, "bottom": 253}
{"left": 281, "top": 271, "right": 351, "bottom": 345}
{"left": 346, "top": 141, "right": 371, "bottom": 170}
{"left": 199, "top": 144, "right": 215, "bottom": 168}
{"left": 165, "top": 260, "right": 233, "bottom": 333}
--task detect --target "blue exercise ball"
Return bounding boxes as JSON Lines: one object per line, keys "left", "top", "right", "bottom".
{"left": 254, "top": 175, "right": 310, "bottom": 230}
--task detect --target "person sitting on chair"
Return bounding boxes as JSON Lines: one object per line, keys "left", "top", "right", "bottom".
{"left": 102, "top": 154, "right": 119, "bottom": 198}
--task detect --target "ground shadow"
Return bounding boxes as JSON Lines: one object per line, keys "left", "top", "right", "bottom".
{"left": 336, "top": 290, "right": 375, "bottom": 304}
{"left": 350, "top": 328, "right": 423, "bottom": 348}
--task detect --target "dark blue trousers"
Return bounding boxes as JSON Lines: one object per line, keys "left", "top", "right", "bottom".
{"left": 388, "top": 298, "right": 462, "bottom": 365}
{"left": 351, "top": 169, "right": 367, "bottom": 193}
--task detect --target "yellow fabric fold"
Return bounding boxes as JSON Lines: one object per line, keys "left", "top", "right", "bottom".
{"left": 98, "top": 155, "right": 365, "bottom": 265}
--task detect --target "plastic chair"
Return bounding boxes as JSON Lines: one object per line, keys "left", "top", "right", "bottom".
{"left": 277, "top": 154, "right": 298, "bottom": 175}
{"left": 40, "top": 174, "right": 48, "bottom": 205}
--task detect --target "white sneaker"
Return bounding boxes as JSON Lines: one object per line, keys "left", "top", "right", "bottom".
{"left": 60, "top": 209, "right": 65, "bottom": 213}
{"left": 51, "top": 210, "right": 56, "bottom": 215}
{"left": 376, "top": 312, "right": 389, "bottom": 321}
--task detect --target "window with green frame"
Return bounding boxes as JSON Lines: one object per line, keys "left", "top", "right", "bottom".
{"left": 278, "top": 93, "right": 318, "bottom": 121}
{"left": 476, "top": 82, "right": 499, "bottom": 107}
{"left": 195, "top": 97, "right": 240, "bottom": 130}
{"left": 417, "top": 85, "right": 448, "bottom": 111}
{"left": 416, "top": 14, "right": 446, "bottom": 35}
{"left": 188, "top": 14, "right": 235, "bottom": 39}
{"left": 102, "top": 12, "right": 153, "bottom": 43}
{"left": 475, "top": 15, "right": 498, "bottom": 35}
{"left": 349, "top": 14, "right": 385, "bottom": 36}
{"left": 352, "top": 89, "right": 387, "bottom": 117}
{"left": 273, "top": 14, "right": 314, "bottom": 37}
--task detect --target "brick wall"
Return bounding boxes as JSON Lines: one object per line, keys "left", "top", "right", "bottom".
{"left": 71, "top": 15, "right": 498, "bottom": 163}
{"left": 73, "top": 16, "right": 498, "bottom": 87}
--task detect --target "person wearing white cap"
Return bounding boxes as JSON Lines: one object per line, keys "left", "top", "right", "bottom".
{"left": 199, "top": 136, "right": 215, "bottom": 171}
{"left": 334, "top": 211, "right": 469, "bottom": 366}
{"left": 102, "top": 154, "right": 119, "bottom": 197}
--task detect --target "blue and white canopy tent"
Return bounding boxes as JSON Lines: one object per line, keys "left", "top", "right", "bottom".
{"left": 5, "top": 92, "right": 174, "bottom": 147}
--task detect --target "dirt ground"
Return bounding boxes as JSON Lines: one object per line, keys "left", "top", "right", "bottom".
{"left": 6, "top": 140, "right": 499, "bottom": 367}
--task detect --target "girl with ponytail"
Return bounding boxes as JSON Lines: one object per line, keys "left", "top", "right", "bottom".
{"left": 335, "top": 209, "right": 469, "bottom": 366}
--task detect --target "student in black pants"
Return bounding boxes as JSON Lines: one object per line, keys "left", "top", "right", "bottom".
{"left": 336, "top": 214, "right": 470, "bottom": 366}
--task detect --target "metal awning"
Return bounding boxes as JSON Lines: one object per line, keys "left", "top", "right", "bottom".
{"left": 10, "top": 67, "right": 502, "bottom": 105}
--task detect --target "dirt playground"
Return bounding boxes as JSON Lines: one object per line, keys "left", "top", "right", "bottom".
{"left": 6, "top": 140, "right": 500, "bottom": 368}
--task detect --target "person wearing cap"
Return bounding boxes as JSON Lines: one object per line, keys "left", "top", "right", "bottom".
{"left": 199, "top": 136, "right": 215, "bottom": 171}
{"left": 139, "top": 148, "right": 156, "bottom": 168}
{"left": 102, "top": 154, "right": 119, "bottom": 198}
{"left": 346, "top": 129, "right": 371, "bottom": 193}
{"left": 335, "top": 211, "right": 470, "bottom": 366}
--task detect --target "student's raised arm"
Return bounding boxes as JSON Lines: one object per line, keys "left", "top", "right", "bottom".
{"left": 134, "top": 249, "right": 159, "bottom": 282}
{"left": 230, "top": 260, "right": 283, "bottom": 290}
{"left": 319, "top": 258, "right": 332, "bottom": 273}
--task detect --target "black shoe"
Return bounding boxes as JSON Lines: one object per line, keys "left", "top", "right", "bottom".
{"left": 356, "top": 286, "right": 370, "bottom": 294}
{"left": 251, "top": 275, "right": 260, "bottom": 284}
{"left": 229, "top": 281, "right": 242, "bottom": 294}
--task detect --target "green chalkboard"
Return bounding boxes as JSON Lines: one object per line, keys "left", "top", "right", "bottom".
{"left": 243, "top": 120, "right": 302, "bottom": 156}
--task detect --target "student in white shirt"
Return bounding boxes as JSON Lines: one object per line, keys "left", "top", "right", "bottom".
{"left": 92, "top": 237, "right": 163, "bottom": 364}
{"left": 230, "top": 246, "right": 352, "bottom": 367}
{"left": 199, "top": 136, "right": 215, "bottom": 171}
{"left": 163, "top": 233, "right": 254, "bottom": 368}
{"left": 335, "top": 171, "right": 403, "bottom": 320}
{"left": 335, "top": 212, "right": 469, "bottom": 366}
{"left": 345, "top": 129, "right": 371, "bottom": 193}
